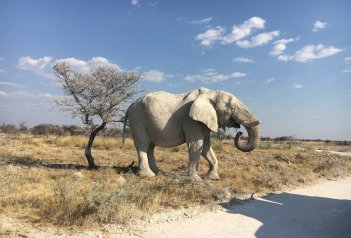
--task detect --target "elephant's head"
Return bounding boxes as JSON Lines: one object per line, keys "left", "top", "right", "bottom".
{"left": 189, "top": 89, "right": 260, "bottom": 152}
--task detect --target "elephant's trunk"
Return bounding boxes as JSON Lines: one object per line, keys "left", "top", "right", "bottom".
{"left": 234, "top": 122, "right": 260, "bottom": 152}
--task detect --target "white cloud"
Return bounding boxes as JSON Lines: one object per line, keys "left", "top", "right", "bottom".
{"left": 5, "top": 91, "right": 55, "bottom": 98}
{"left": 0, "top": 81, "right": 22, "bottom": 87}
{"left": 233, "top": 57, "right": 254, "bottom": 63}
{"left": 236, "top": 30, "right": 279, "bottom": 48}
{"left": 293, "top": 84, "right": 303, "bottom": 89}
{"left": 278, "top": 44, "right": 343, "bottom": 62}
{"left": 270, "top": 38, "right": 295, "bottom": 56}
{"left": 264, "top": 77, "right": 275, "bottom": 84}
{"left": 54, "top": 57, "right": 120, "bottom": 73}
{"left": 0, "top": 69, "right": 7, "bottom": 74}
{"left": 312, "top": 20, "right": 327, "bottom": 32}
{"left": 342, "top": 69, "right": 351, "bottom": 73}
{"left": 184, "top": 68, "right": 245, "bottom": 83}
{"left": 142, "top": 70, "right": 167, "bottom": 82}
{"left": 0, "top": 58, "right": 5, "bottom": 61}
{"left": 222, "top": 16, "right": 265, "bottom": 44}
{"left": 16, "top": 56, "right": 53, "bottom": 74}
{"left": 131, "top": 0, "right": 140, "bottom": 6}
{"left": 231, "top": 72, "right": 246, "bottom": 77}
{"left": 344, "top": 57, "right": 351, "bottom": 64}
{"left": 0, "top": 91, "right": 6, "bottom": 97}
{"left": 195, "top": 26, "right": 225, "bottom": 46}
{"left": 195, "top": 16, "right": 267, "bottom": 46}
{"left": 17, "top": 56, "right": 122, "bottom": 81}
{"left": 191, "top": 17, "right": 212, "bottom": 25}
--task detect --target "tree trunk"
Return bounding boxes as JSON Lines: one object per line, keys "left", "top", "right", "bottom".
{"left": 85, "top": 122, "right": 107, "bottom": 169}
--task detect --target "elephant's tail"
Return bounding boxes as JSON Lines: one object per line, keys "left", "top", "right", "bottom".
{"left": 122, "top": 113, "right": 128, "bottom": 144}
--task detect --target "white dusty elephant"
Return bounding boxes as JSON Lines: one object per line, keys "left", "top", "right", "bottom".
{"left": 123, "top": 87, "right": 260, "bottom": 180}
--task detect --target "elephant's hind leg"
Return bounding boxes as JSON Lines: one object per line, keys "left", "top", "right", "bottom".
{"left": 147, "top": 144, "right": 160, "bottom": 174}
{"left": 137, "top": 149, "right": 156, "bottom": 178}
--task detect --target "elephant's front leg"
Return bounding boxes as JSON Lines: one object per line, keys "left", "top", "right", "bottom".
{"left": 188, "top": 140, "right": 203, "bottom": 181}
{"left": 202, "top": 147, "right": 220, "bottom": 180}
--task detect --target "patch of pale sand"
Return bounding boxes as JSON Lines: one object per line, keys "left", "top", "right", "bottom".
{"left": 329, "top": 151, "right": 351, "bottom": 157}
{"left": 316, "top": 150, "right": 351, "bottom": 157}
{"left": 134, "top": 177, "right": 351, "bottom": 238}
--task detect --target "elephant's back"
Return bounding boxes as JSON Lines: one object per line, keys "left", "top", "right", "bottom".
{"left": 127, "top": 91, "right": 188, "bottom": 147}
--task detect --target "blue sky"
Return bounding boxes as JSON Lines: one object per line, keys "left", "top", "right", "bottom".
{"left": 0, "top": 0, "right": 350, "bottom": 140}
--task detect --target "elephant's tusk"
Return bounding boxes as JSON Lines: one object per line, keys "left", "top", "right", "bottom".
{"left": 244, "top": 120, "right": 260, "bottom": 127}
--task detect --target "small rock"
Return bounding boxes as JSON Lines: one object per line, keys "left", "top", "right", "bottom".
{"left": 116, "top": 176, "right": 126, "bottom": 185}
{"left": 73, "top": 171, "right": 83, "bottom": 179}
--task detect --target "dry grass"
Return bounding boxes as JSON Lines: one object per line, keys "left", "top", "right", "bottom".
{"left": 0, "top": 133, "right": 350, "bottom": 229}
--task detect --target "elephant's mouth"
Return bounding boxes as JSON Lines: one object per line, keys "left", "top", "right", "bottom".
{"left": 230, "top": 118, "right": 241, "bottom": 128}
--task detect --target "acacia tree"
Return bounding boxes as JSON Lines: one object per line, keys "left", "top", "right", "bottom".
{"left": 53, "top": 62, "right": 141, "bottom": 169}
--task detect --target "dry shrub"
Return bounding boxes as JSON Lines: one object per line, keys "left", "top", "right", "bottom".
{"left": 313, "top": 158, "right": 350, "bottom": 178}
{"left": 36, "top": 170, "right": 215, "bottom": 226}
{"left": 211, "top": 141, "right": 223, "bottom": 152}
{"left": 0, "top": 165, "right": 22, "bottom": 197}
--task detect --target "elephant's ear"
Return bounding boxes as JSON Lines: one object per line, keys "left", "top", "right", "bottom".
{"left": 189, "top": 96, "right": 218, "bottom": 132}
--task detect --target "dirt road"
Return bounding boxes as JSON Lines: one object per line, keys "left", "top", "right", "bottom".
{"left": 136, "top": 177, "right": 351, "bottom": 238}
{"left": 2, "top": 177, "right": 350, "bottom": 237}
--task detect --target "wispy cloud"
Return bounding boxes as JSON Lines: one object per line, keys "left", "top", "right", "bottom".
{"left": 195, "top": 26, "right": 225, "bottom": 46}
{"left": 142, "top": 70, "right": 170, "bottom": 82}
{"left": 0, "top": 81, "right": 23, "bottom": 88}
{"left": 342, "top": 69, "right": 351, "bottom": 73}
{"left": 16, "top": 56, "right": 55, "bottom": 79}
{"left": 264, "top": 77, "right": 275, "bottom": 84}
{"left": 222, "top": 16, "right": 265, "bottom": 44}
{"left": 344, "top": 57, "right": 351, "bottom": 64}
{"left": 293, "top": 84, "right": 303, "bottom": 89}
{"left": 17, "top": 56, "right": 53, "bottom": 74}
{"left": 233, "top": 57, "right": 255, "bottom": 63}
{"left": 278, "top": 44, "right": 343, "bottom": 62}
{"left": 270, "top": 38, "right": 295, "bottom": 56}
{"left": 191, "top": 17, "right": 212, "bottom": 25}
{"left": 312, "top": 20, "right": 327, "bottom": 32}
{"left": 131, "top": 0, "right": 140, "bottom": 6}
{"left": 184, "top": 68, "right": 245, "bottom": 83}
{"left": 16, "top": 55, "right": 170, "bottom": 85}
{"left": 0, "top": 91, "right": 6, "bottom": 97}
{"left": 195, "top": 16, "right": 273, "bottom": 47}
{"left": 236, "top": 30, "right": 279, "bottom": 48}
{"left": 54, "top": 57, "right": 121, "bottom": 73}
{"left": 5, "top": 91, "right": 55, "bottom": 98}
{"left": 16, "top": 56, "right": 122, "bottom": 81}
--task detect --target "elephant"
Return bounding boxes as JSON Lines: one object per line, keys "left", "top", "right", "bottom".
{"left": 123, "top": 87, "right": 260, "bottom": 180}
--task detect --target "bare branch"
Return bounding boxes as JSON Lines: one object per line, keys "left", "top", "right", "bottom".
{"left": 52, "top": 62, "right": 142, "bottom": 128}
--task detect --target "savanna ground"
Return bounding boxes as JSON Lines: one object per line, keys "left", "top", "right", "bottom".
{"left": 0, "top": 133, "right": 350, "bottom": 236}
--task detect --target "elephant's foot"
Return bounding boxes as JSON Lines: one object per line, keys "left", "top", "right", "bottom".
{"left": 205, "top": 172, "right": 221, "bottom": 180}
{"left": 150, "top": 166, "right": 160, "bottom": 175}
{"left": 190, "top": 173, "right": 203, "bottom": 182}
{"left": 138, "top": 169, "right": 156, "bottom": 178}
{"left": 205, "top": 171, "right": 220, "bottom": 180}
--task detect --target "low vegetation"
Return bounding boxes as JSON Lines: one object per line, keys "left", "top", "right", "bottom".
{"left": 0, "top": 132, "right": 350, "bottom": 231}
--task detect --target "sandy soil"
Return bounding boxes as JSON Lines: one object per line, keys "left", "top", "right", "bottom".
{"left": 1, "top": 177, "right": 350, "bottom": 237}
{"left": 133, "top": 177, "right": 351, "bottom": 238}
{"left": 315, "top": 150, "right": 351, "bottom": 157}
